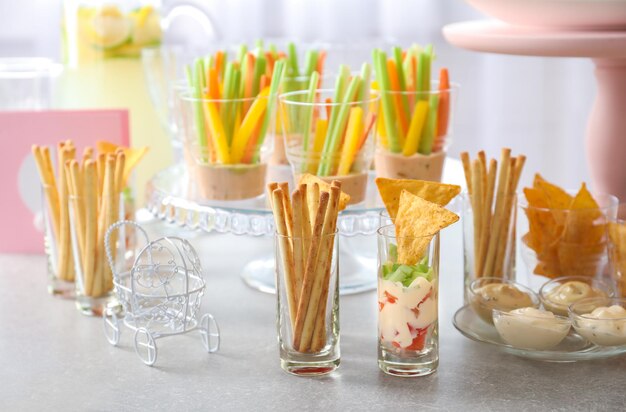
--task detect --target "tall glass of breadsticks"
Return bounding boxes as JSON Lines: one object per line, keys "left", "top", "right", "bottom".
{"left": 460, "top": 149, "right": 526, "bottom": 300}
{"left": 269, "top": 178, "right": 343, "bottom": 376}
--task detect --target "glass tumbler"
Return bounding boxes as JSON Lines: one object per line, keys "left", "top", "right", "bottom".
{"left": 0, "top": 58, "right": 61, "bottom": 110}
{"left": 609, "top": 216, "right": 626, "bottom": 297}
{"left": 377, "top": 224, "right": 439, "bottom": 377}
{"left": 276, "top": 231, "right": 340, "bottom": 376}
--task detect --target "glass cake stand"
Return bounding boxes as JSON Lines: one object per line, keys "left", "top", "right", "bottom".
{"left": 145, "top": 164, "right": 384, "bottom": 295}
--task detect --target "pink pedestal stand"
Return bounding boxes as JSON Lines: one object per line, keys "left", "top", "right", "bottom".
{"left": 443, "top": 20, "right": 626, "bottom": 203}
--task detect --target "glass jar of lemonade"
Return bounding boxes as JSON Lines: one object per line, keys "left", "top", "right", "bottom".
{"left": 58, "top": 0, "right": 169, "bottom": 201}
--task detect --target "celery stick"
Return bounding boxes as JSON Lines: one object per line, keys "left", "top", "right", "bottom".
{"left": 287, "top": 42, "right": 299, "bottom": 77}
{"left": 374, "top": 50, "right": 400, "bottom": 152}
{"left": 318, "top": 76, "right": 361, "bottom": 176}
{"left": 255, "top": 38, "right": 264, "bottom": 48}
{"left": 303, "top": 50, "right": 319, "bottom": 77}
{"left": 192, "top": 60, "right": 208, "bottom": 150}
{"left": 269, "top": 43, "right": 277, "bottom": 57}
{"left": 221, "top": 62, "right": 236, "bottom": 144}
{"left": 252, "top": 54, "right": 266, "bottom": 96}
{"left": 325, "top": 64, "right": 350, "bottom": 150}
{"left": 237, "top": 44, "right": 248, "bottom": 65}
{"left": 197, "top": 57, "right": 207, "bottom": 92}
{"left": 421, "top": 46, "right": 432, "bottom": 96}
{"left": 418, "top": 94, "right": 439, "bottom": 155}
{"left": 358, "top": 62, "right": 371, "bottom": 113}
{"left": 252, "top": 60, "right": 286, "bottom": 163}
{"left": 301, "top": 71, "right": 319, "bottom": 168}
{"left": 393, "top": 47, "right": 411, "bottom": 121}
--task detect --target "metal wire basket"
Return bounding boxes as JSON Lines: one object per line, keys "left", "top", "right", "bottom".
{"left": 103, "top": 220, "right": 220, "bottom": 366}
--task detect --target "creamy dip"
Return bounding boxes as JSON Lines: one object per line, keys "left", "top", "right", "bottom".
{"left": 378, "top": 276, "right": 436, "bottom": 350}
{"left": 543, "top": 281, "right": 607, "bottom": 316}
{"left": 374, "top": 149, "right": 446, "bottom": 182}
{"left": 494, "top": 307, "right": 571, "bottom": 350}
{"left": 471, "top": 283, "right": 535, "bottom": 324}
{"left": 574, "top": 305, "right": 626, "bottom": 347}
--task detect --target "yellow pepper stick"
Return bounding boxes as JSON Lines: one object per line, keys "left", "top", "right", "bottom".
{"left": 308, "top": 118, "right": 328, "bottom": 174}
{"left": 402, "top": 101, "right": 429, "bottom": 156}
{"left": 337, "top": 107, "right": 364, "bottom": 175}
{"left": 230, "top": 87, "right": 271, "bottom": 163}
{"left": 203, "top": 99, "right": 231, "bottom": 164}
{"left": 372, "top": 81, "right": 388, "bottom": 148}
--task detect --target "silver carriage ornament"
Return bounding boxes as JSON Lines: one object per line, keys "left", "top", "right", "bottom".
{"left": 103, "top": 220, "right": 220, "bottom": 366}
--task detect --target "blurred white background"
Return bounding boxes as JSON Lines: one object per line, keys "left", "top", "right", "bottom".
{"left": 0, "top": 0, "right": 595, "bottom": 190}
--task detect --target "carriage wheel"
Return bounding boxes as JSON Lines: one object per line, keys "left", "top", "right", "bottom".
{"left": 134, "top": 328, "right": 157, "bottom": 366}
{"left": 199, "top": 313, "right": 220, "bottom": 353}
{"left": 102, "top": 309, "right": 120, "bottom": 346}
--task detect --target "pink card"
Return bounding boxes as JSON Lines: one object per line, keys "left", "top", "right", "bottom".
{"left": 0, "top": 109, "right": 129, "bottom": 253}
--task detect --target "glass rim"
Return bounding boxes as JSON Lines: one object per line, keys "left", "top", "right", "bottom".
{"left": 376, "top": 223, "right": 440, "bottom": 239}
{"left": 0, "top": 57, "right": 62, "bottom": 79}
{"left": 379, "top": 81, "right": 460, "bottom": 97}
{"left": 274, "top": 229, "right": 338, "bottom": 240}
{"left": 179, "top": 89, "right": 265, "bottom": 104}
{"left": 519, "top": 190, "right": 618, "bottom": 212}
{"left": 569, "top": 297, "right": 626, "bottom": 321}
{"left": 279, "top": 88, "right": 380, "bottom": 107}
{"left": 468, "top": 276, "right": 537, "bottom": 297}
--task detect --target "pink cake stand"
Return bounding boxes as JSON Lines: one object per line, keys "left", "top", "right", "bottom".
{"left": 443, "top": 20, "right": 626, "bottom": 203}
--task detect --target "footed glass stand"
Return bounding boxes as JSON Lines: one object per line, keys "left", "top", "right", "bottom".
{"left": 146, "top": 164, "right": 383, "bottom": 294}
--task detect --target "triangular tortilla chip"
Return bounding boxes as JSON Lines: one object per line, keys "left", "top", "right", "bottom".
{"left": 97, "top": 141, "right": 149, "bottom": 186}
{"left": 561, "top": 183, "right": 604, "bottom": 244}
{"left": 375, "top": 177, "right": 461, "bottom": 219}
{"left": 395, "top": 190, "right": 459, "bottom": 265}
{"left": 298, "top": 173, "right": 350, "bottom": 211}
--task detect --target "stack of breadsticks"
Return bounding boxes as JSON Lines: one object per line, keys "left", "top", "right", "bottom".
{"left": 33, "top": 141, "right": 125, "bottom": 297}
{"left": 461, "top": 149, "right": 526, "bottom": 278}
{"left": 268, "top": 180, "right": 342, "bottom": 353}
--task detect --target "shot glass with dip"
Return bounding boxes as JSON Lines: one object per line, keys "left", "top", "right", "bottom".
{"left": 377, "top": 225, "right": 440, "bottom": 377}
{"left": 279, "top": 65, "right": 380, "bottom": 206}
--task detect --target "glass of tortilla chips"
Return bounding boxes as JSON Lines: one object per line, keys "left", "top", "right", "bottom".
{"left": 608, "top": 206, "right": 626, "bottom": 297}
{"left": 520, "top": 175, "right": 618, "bottom": 289}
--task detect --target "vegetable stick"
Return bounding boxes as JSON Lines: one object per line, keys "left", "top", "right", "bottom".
{"left": 292, "top": 189, "right": 305, "bottom": 303}
{"left": 308, "top": 119, "right": 328, "bottom": 173}
{"left": 83, "top": 161, "right": 97, "bottom": 296}
{"left": 207, "top": 67, "right": 221, "bottom": 101}
{"left": 337, "top": 107, "right": 364, "bottom": 175}
{"left": 393, "top": 47, "right": 411, "bottom": 125}
{"left": 471, "top": 159, "right": 483, "bottom": 276}
{"left": 287, "top": 42, "right": 299, "bottom": 77}
{"left": 301, "top": 71, "right": 320, "bottom": 168}
{"left": 202, "top": 99, "right": 231, "bottom": 164}
{"left": 310, "top": 184, "right": 340, "bottom": 352}
{"left": 293, "top": 191, "right": 329, "bottom": 352}
{"left": 402, "top": 101, "right": 429, "bottom": 156}
{"left": 356, "top": 112, "right": 377, "bottom": 152}
{"left": 252, "top": 53, "right": 266, "bottom": 98}
{"left": 373, "top": 50, "right": 400, "bottom": 152}
{"left": 437, "top": 68, "right": 450, "bottom": 138}
{"left": 318, "top": 76, "right": 362, "bottom": 176}
{"left": 387, "top": 59, "right": 409, "bottom": 140}
{"left": 316, "top": 51, "right": 326, "bottom": 77}
{"left": 252, "top": 60, "right": 286, "bottom": 163}
{"left": 417, "top": 94, "right": 439, "bottom": 155}
{"left": 325, "top": 65, "right": 350, "bottom": 152}
{"left": 272, "top": 188, "right": 298, "bottom": 331}
{"left": 303, "top": 50, "right": 318, "bottom": 78}
{"left": 230, "top": 87, "right": 270, "bottom": 163}
{"left": 190, "top": 61, "right": 209, "bottom": 151}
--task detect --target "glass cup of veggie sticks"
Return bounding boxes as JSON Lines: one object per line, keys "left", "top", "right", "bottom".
{"left": 270, "top": 181, "right": 341, "bottom": 376}
{"left": 460, "top": 150, "right": 526, "bottom": 301}
{"left": 372, "top": 46, "right": 457, "bottom": 182}
{"left": 279, "top": 63, "right": 379, "bottom": 205}
{"left": 180, "top": 55, "right": 286, "bottom": 201}
{"left": 377, "top": 225, "right": 440, "bottom": 377}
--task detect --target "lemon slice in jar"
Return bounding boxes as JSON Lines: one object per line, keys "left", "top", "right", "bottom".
{"left": 130, "top": 5, "right": 162, "bottom": 46}
{"left": 85, "top": 5, "right": 132, "bottom": 50}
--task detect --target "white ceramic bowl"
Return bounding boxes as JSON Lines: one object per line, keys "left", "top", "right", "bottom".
{"left": 465, "top": 0, "right": 626, "bottom": 30}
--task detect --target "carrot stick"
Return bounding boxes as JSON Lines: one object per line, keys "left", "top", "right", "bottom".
{"left": 387, "top": 59, "right": 409, "bottom": 141}
{"left": 357, "top": 112, "right": 377, "bottom": 152}
{"left": 437, "top": 68, "right": 450, "bottom": 138}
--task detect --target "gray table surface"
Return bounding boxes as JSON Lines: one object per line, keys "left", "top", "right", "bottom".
{"left": 1, "top": 218, "right": 625, "bottom": 412}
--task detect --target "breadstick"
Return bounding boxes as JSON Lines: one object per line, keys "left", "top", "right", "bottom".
{"left": 293, "top": 191, "right": 329, "bottom": 352}
{"left": 104, "top": 156, "right": 117, "bottom": 292}
{"left": 310, "top": 184, "right": 341, "bottom": 352}
{"left": 494, "top": 156, "right": 525, "bottom": 276}
{"left": 83, "top": 161, "right": 97, "bottom": 296}
{"left": 471, "top": 159, "right": 483, "bottom": 276}
{"left": 279, "top": 182, "right": 293, "bottom": 237}
{"left": 267, "top": 183, "right": 278, "bottom": 209}
{"left": 32, "top": 146, "right": 60, "bottom": 243}
{"left": 96, "top": 153, "right": 106, "bottom": 206}
{"left": 272, "top": 188, "right": 298, "bottom": 331}
{"left": 299, "top": 184, "right": 312, "bottom": 265}
{"left": 291, "top": 188, "right": 304, "bottom": 303}
{"left": 67, "top": 160, "right": 86, "bottom": 261}
{"left": 460, "top": 152, "right": 472, "bottom": 195}
{"left": 477, "top": 159, "right": 497, "bottom": 275}
{"left": 483, "top": 149, "right": 511, "bottom": 277}
{"left": 57, "top": 146, "right": 73, "bottom": 281}
{"left": 307, "top": 183, "right": 320, "bottom": 229}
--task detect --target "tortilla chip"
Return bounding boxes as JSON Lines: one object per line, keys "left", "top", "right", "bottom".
{"left": 533, "top": 173, "right": 573, "bottom": 210}
{"left": 561, "top": 183, "right": 604, "bottom": 244}
{"left": 609, "top": 222, "right": 626, "bottom": 296}
{"left": 375, "top": 177, "right": 461, "bottom": 219}
{"left": 97, "top": 141, "right": 149, "bottom": 186}
{"left": 298, "top": 173, "right": 350, "bottom": 211}
{"left": 557, "top": 242, "right": 606, "bottom": 277}
{"left": 395, "top": 190, "right": 459, "bottom": 265}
